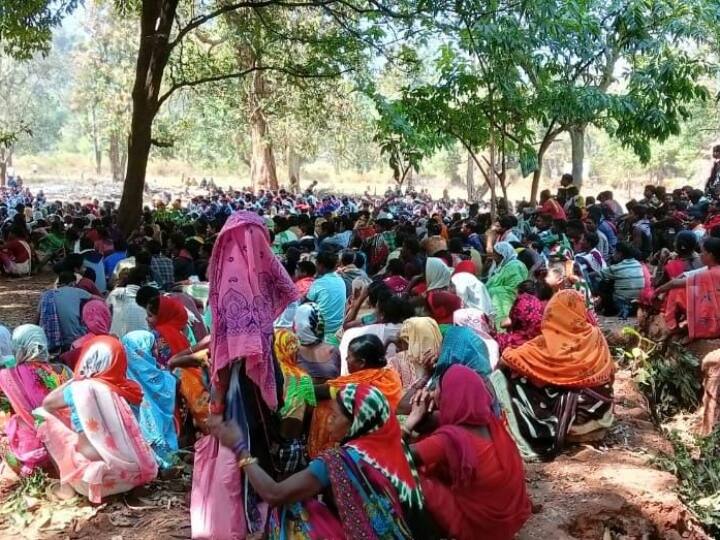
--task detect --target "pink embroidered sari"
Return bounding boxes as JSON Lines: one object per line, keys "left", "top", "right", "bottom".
{"left": 36, "top": 380, "right": 157, "bottom": 503}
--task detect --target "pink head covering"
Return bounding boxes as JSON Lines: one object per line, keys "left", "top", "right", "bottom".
{"left": 208, "top": 211, "right": 298, "bottom": 409}
{"left": 82, "top": 299, "right": 111, "bottom": 336}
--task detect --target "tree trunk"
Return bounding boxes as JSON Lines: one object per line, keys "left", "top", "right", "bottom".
{"left": 117, "top": 0, "right": 179, "bottom": 236}
{"left": 91, "top": 105, "right": 102, "bottom": 176}
{"left": 466, "top": 153, "right": 474, "bottom": 200}
{"left": 109, "top": 132, "right": 124, "bottom": 182}
{"left": 570, "top": 124, "right": 585, "bottom": 187}
{"left": 530, "top": 137, "right": 554, "bottom": 205}
{"left": 287, "top": 144, "right": 301, "bottom": 193}
{"left": 248, "top": 68, "right": 278, "bottom": 190}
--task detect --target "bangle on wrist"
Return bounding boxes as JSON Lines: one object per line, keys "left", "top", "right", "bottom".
{"left": 238, "top": 456, "right": 257, "bottom": 469}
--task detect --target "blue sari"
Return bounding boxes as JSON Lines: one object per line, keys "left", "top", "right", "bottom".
{"left": 121, "top": 331, "right": 178, "bottom": 469}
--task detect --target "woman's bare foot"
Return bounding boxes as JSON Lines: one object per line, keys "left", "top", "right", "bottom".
{"left": 47, "top": 482, "right": 76, "bottom": 501}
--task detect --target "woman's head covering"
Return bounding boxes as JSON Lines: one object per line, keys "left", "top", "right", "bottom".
{"left": 208, "top": 211, "right": 298, "bottom": 410}
{"left": 453, "top": 308, "right": 500, "bottom": 369}
{"left": 82, "top": 299, "right": 111, "bottom": 336}
{"left": 120, "top": 330, "right": 178, "bottom": 468}
{"left": 75, "top": 335, "right": 143, "bottom": 405}
{"left": 294, "top": 302, "right": 325, "bottom": 346}
{"left": 426, "top": 290, "right": 462, "bottom": 325}
{"left": 494, "top": 241, "right": 518, "bottom": 266}
{"left": 398, "top": 317, "right": 442, "bottom": 365}
{"left": 273, "top": 329, "right": 315, "bottom": 415}
{"left": 453, "top": 260, "right": 476, "bottom": 276}
{"left": 154, "top": 296, "right": 190, "bottom": 355}
{"left": 12, "top": 324, "right": 49, "bottom": 363}
{"left": 451, "top": 271, "right": 495, "bottom": 316}
{"left": 425, "top": 257, "right": 452, "bottom": 291}
{"left": 502, "top": 289, "right": 614, "bottom": 388}
{"left": 339, "top": 383, "right": 423, "bottom": 509}
{"left": 433, "top": 326, "right": 491, "bottom": 385}
{"left": 435, "top": 365, "right": 530, "bottom": 514}
{"left": 0, "top": 325, "right": 12, "bottom": 357}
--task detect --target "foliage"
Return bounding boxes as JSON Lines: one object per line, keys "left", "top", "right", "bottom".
{"left": 655, "top": 428, "right": 720, "bottom": 536}
{"left": 0, "top": 0, "right": 79, "bottom": 59}
{"left": 619, "top": 327, "right": 701, "bottom": 423}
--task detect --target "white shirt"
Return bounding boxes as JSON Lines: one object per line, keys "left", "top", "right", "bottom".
{"left": 107, "top": 285, "right": 149, "bottom": 337}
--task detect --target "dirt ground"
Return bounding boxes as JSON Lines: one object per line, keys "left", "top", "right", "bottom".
{"left": 0, "top": 274, "right": 710, "bottom": 539}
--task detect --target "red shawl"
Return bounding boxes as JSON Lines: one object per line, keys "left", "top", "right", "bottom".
{"left": 74, "top": 336, "right": 143, "bottom": 406}
{"left": 154, "top": 297, "right": 190, "bottom": 355}
{"left": 686, "top": 266, "right": 720, "bottom": 340}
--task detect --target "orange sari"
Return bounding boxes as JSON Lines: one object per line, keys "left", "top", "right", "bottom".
{"left": 502, "top": 289, "right": 614, "bottom": 388}
{"left": 307, "top": 368, "right": 402, "bottom": 457}
{"left": 666, "top": 266, "right": 720, "bottom": 341}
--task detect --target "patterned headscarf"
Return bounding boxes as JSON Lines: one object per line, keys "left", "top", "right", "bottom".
{"left": 494, "top": 241, "right": 518, "bottom": 266}
{"left": 273, "top": 329, "right": 316, "bottom": 416}
{"left": 75, "top": 335, "right": 143, "bottom": 405}
{"left": 209, "top": 211, "right": 298, "bottom": 409}
{"left": 12, "top": 324, "right": 49, "bottom": 364}
{"left": 294, "top": 302, "right": 324, "bottom": 346}
{"left": 398, "top": 317, "right": 442, "bottom": 366}
{"left": 339, "top": 383, "right": 424, "bottom": 509}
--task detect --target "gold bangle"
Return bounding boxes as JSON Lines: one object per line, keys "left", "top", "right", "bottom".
{"left": 238, "top": 456, "right": 258, "bottom": 469}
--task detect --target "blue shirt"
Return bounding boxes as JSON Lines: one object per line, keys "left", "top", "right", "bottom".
{"left": 306, "top": 272, "right": 347, "bottom": 337}
{"left": 104, "top": 250, "right": 127, "bottom": 277}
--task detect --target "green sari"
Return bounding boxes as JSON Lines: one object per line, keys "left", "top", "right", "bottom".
{"left": 487, "top": 258, "right": 528, "bottom": 329}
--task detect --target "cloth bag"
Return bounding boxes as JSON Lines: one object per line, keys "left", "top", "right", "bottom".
{"left": 191, "top": 435, "right": 245, "bottom": 539}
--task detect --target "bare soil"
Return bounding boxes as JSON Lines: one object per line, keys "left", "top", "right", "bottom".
{"left": 0, "top": 275, "right": 709, "bottom": 539}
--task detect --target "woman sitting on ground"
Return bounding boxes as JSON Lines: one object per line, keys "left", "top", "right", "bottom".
{"left": 405, "top": 365, "right": 531, "bottom": 540}
{"left": 491, "top": 282, "right": 546, "bottom": 353}
{"left": 486, "top": 242, "right": 529, "bottom": 330}
{"left": 451, "top": 260, "right": 494, "bottom": 317}
{"left": 0, "top": 325, "right": 71, "bottom": 476}
{"left": 147, "top": 295, "right": 209, "bottom": 434}
{"left": 389, "top": 317, "right": 443, "bottom": 392}
{"left": 61, "top": 299, "right": 112, "bottom": 369}
{"left": 653, "top": 230, "right": 703, "bottom": 289}
{"left": 500, "top": 289, "right": 615, "bottom": 458}
{"left": 656, "top": 237, "right": 720, "bottom": 341}
{"left": 211, "top": 383, "right": 435, "bottom": 539}
{"left": 294, "top": 302, "right": 341, "bottom": 383}
{"left": 307, "top": 334, "right": 402, "bottom": 458}
{"left": 121, "top": 331, "right": 179, "bottom": 470}
{"left": 37, "top": 335, "right": 158, "bottom": 502}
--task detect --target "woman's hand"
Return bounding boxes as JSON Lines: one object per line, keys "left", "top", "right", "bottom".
{"left": 500, "top": 317, "right": 512, "bottom": 329}
{"left": 419, "top": 350, "right": 438, "bottom": 369}
{"left": 208, "top": 418, "right": 246, "bottom": 454}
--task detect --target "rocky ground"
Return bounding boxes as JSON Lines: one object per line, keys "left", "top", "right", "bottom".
{"left": 0, "top": 273, "right": 709, "bottom": 539}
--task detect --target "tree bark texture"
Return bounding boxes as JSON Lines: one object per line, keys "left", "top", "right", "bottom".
{"left": 570, "top": 124, "right": 585, "bottom": 187}
{"left": 466, "top": 153, "right": 474, "bottom": 200}
{"left": 287, "top": 144, "right": 301, "bottom": 192}
{"left": 118, "top": 0, "right": 179, "bottom": 235}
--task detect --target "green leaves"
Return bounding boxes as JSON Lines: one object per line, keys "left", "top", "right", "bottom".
{"left": 0, "top": 0, "right": 79, "bottom": 59}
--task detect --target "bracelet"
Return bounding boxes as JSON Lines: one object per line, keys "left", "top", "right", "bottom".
{"left": 209, "top": 402, "right": 225, "bottom": 415}
{"left": 238, "top": 456, "right": 258, "bottom": 469}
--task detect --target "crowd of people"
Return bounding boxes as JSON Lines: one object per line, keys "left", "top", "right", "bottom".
{"left": 1, "top": 162, "right": 720, "bottom": 538}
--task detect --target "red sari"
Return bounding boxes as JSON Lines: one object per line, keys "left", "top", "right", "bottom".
{"left": 665, "top": 266, "right": 720, "bottom": 340}
{"left": 414, "top": 365, "right": 531, "bottom": 540}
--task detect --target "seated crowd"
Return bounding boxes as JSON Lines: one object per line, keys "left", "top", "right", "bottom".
{"left": 1, "top": 175, "right": 718, "bottom": 538}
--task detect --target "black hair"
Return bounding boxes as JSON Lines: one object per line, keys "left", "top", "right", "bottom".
{"left": 340, "top": 250, "right": 357, "bottom": 266}
{"left": 615, "top": 242, "right": 638, "bottom": 260}
{"left": 347, "top": 334, "right": 386, "bottom": 368}
{"left": 57, "top": 271, "right": 76, "bottom": 286}
{"left": 367, "top": 280, "right": 393, "bottom": 308}
{"left": 136, "top": 250, "right": 152, "bottom": 266}
{"left": 146, "top": 295, "right": 161, "bottom": 316}
{"left": 378, "top": 295, "right": 414, "bottom": 324}
{"left": 297, "top": 260, "right": 316, "bottom": 277}
{"left": 128, "top": 264, "right": 149, "bottom": 286}
{"left": 136, "top": 285, "right": 161, "bottom": 309}
{"left": 386, "top": 258, "right": 405, "bottom": 276}
{"left": 703, "top": 237, "right": 720, "bottom": 263}
{"left": 584, "top": 231, "right": 599, "bottom": 249}
{"left": 315, "top": 250, "right": 338, "bottom": 272}
{"left": 147, "top": 239, "right": 163, "bottom": 256}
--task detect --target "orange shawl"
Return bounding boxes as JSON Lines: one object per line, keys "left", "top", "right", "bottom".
{"left": 307, "top": 367, "right": 402, "bottom": 458}
{"left": 502, "top": 289, "right": 614, "bottom": 388}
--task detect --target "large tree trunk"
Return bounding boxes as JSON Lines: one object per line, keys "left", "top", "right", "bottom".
{"left": 570, "top": 124, "right": 585, "bottom": 187}
{"left": 466, "top": 153, "right": 474, "bottom": 200}
{"left": 530, "top": 137, "right": 554, "bottom": 205}
{"left": 248, "top": 68, "right": 278, "bottom": 190}
{"left": 287, "top": 144, "right": 301, "bottom": 193}
{"left": 117, "top": 0, "right": 178, "bottom": 235}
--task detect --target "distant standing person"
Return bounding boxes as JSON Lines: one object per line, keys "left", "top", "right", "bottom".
{"left": 706, "top": 144, "right": 720, "bottom": 196}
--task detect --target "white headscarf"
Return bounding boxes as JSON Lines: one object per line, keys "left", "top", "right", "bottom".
{"left": 425, "top": 257, "right": 452, "bottom": 291}
{"left": 0, "top": 325, "right": 11, "bottom": 357}
{"left": 451, "top": 272, "right": 495, "bottom": 316}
